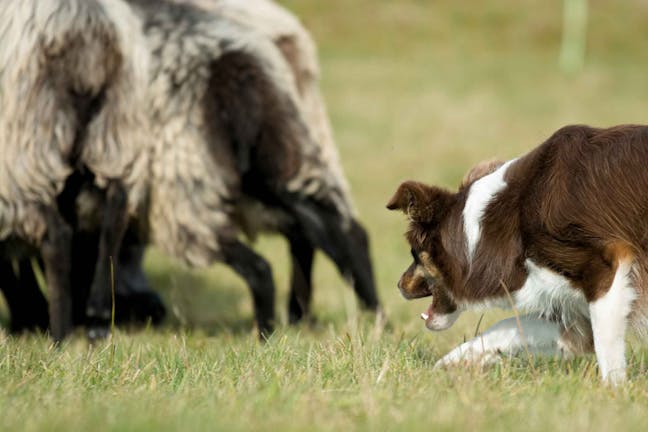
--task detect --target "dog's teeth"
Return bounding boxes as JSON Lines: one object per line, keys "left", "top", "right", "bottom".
{"left": 420, "top": 313, "right": 429, "bottom": 320}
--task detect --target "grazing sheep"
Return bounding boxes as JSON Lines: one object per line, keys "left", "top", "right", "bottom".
{"left": 122, "top": 0, "right": 380, "bottom": 334}
{"left": 173, "top": 0, "right": 364, "bottom": 323}
{"left": 1, "top": 0, "right": 380, "bottom": 337}
{"left": 0, "top": 0, "right": 150, "bottom": 340}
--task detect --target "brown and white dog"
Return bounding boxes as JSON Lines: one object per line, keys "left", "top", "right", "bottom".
{"left": 388, "top": 124, "right": 648, "bottom": 384}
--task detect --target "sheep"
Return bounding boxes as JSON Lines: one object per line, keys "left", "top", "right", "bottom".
{"left": 1, "top": 0, "right": 380, "bottom": 338}
{"left": 173, "top": 0, "right": 365, "bottom": 323}
{"left": 120, "top": 0, "right": 380, "bottom": 335}
{"left": 0, "top": 0, "right": 150, "bottom": 340}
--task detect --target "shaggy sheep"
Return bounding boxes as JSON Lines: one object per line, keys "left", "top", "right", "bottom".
{"left": 119, "top": 0, "right": 380, "bottom": 334}
{"left": 0, "top": 0, "right": 150, "bottom": 340}
{"left": 173, "top": 0, "right": 366, "bottom": 323}
{"left": 176, "top": 0, "right": 353, "bottom": 207}
{"left": 1, "top": 0, "right": 380, "bottom": 337}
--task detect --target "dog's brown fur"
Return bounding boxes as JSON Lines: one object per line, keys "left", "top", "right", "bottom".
{"left": 389, "top": 125, "right": 648, "bottom": 308}
{"left": 388, "top": 124, "right": 648, "bottom": 381}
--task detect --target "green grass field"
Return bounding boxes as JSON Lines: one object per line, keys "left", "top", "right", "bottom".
{"left": 3, "top": 0, "right": 648, "bottom": 430}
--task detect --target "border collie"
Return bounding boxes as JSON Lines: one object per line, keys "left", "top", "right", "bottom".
{"left": 387, "top": 124, "right": 648, "bottom": 384}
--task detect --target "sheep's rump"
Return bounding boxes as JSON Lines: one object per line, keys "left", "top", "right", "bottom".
{"left": 173, "top": 0, "right": 354, "bottom": 210}
{"left": 126, "top": 0, "right": 352, "bottom": 267}
{"left": 0, "top": 0, "right": 148, "bottom": 243}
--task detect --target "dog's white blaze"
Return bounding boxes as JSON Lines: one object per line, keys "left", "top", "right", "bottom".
{"left": 434, "top": 315, "right": 564, "bottom": 368}
{"left": 589, "top": 259, "right": 636, "bottom": 385}
{"left": 515, "top": 260, "right": 589, "bottom": 325}
{"left": 462, "top": 160, "right": 515, "bottom": 258}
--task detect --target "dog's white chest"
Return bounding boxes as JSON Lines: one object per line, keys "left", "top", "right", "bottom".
{"left": 514, "top": 260, "right": 589, "bottom": 321}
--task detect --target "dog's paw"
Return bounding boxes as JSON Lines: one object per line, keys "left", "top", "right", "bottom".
{"left": 434, "top": 344, "right": 502, "bottom": 370}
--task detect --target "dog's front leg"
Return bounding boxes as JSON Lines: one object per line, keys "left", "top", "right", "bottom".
{"left": 434, "top": 315, "right": 568, "bottom": 369}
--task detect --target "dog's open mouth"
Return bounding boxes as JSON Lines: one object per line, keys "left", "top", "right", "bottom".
{"left": 420, "top": 301, "right": 434, "bottom": 327}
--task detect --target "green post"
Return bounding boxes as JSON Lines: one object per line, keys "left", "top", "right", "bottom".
{"left": 559, "top": 0, "right": 588, "bottom": 74}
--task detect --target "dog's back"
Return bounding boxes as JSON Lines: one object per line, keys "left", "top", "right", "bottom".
{"left": 508, "top": 125, "right": 648, "bottom": 333}
{"left": 516, "top": 125, "right": 648, "bottom": 237}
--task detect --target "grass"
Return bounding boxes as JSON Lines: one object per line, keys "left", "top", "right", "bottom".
{"left": 3, "top": 0, "right": 648, "bottom": 429}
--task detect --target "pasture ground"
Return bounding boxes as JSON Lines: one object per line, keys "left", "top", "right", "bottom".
{"left": 3, "top": 0, "right": 648, "bottom": 430}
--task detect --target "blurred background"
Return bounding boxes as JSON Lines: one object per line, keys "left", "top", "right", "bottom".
{"left": 3, "top": 0, "right": 648, "bottom": 342}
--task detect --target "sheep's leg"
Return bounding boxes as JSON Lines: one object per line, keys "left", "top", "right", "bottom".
{"left": 0, "top": 259, "right": 49, "bottom": 333}
{"left": 68, "top": 230, "right": 165, "bottom": 328}
{"left": 291, "top": 201, "right": 380, "bottom": 312}
{"left": 345, "top": 218, "right": 380, "bottom": 311}
{"left": 220, "top": 238, "right": 275, "bottom": 338}
{"left": 113, "top": 237, "right": 166, "bottom": 326}
{"left": 69, "top": 232, "right": 98, "bottom": 326}
{"left": 285, "top": 230, "right": 314, "bottom": 324}
{"left": 86, "top": 180, "right": 129, "bottom": 340}
{"left": 40, "top": 208, "right": 73, "bottom": 342}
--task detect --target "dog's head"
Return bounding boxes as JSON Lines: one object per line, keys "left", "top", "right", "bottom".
{"left": 386, "top": 181, "right": 460, "bottom": 330}
{"left": 386, "top": 159, "right": 504, "bottom": 331}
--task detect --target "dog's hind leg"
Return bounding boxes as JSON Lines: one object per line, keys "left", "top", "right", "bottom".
{"left": 220, "top": 238, "right": 275, "bottom": 338}
{"left": 589, "top": 258, "right": 636, "bottom": 385}
{"left": 0, "top": 259, "right": 49, "bottom": 333}
{"left": 85, "top": 179, "right": 129, "bottom": 340}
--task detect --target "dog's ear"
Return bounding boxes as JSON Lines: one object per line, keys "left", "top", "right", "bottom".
{"left": 461, "top": 159, "right": 504, "bottom": 188}
{"left": 386, "top": 181, "right": 452, "bottom": 223}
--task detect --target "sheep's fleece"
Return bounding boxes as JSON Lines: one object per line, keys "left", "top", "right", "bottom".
{"left": 1, "top": 0, "right": 352, "bottom": 268}
{"left": 127, "top": 0, "right": 353, "bottom": 267}
{"left": 0, "top": 0, "right": 149, "bottom": 245}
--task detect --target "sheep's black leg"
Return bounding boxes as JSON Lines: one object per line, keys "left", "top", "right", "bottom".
{"left": 114, "top": 237, "right": 166, "bottom": 326}
{"left": 85, "top": 180, "right": 129, "bottom": 340}
{"left": 345, "top": 218, "right": 380, "bottom": 310}
{"left": 291, "top": 201, "right": 380, "bottom": 312}
{"left": 40, "top": 208, "right": 73, "bottom": 342}
{"left": 69, "top": 232, "right": 97, "bottom": 326}
{"left": 0, "top": 259, "right": 49, "bottom": 333}
{"left": 220, "top": 238, "right": 275, "bottom": 337}
{"left": 285, "top": 230, "right": 314, "bottom": 324}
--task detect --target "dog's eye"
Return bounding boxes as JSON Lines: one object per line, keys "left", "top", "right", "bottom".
{"left": 410, "top": 249, "right": 420, "bottom": 264}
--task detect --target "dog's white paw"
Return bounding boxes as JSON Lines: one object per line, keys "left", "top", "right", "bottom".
{"left": 434, "top": 343, "right": 502, "bottom": 370}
